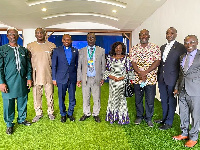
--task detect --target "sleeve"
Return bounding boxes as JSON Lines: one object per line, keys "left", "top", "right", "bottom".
{"left": 0, "top": 46, "right": 5, "bottom": 84}
{"left": 153, "top": 45, "right": 161, "bottom": 61}
{"left": 125, "top": 57, "right": 135, "bottom": 80}
{"left": 77, "top": 49, "right": 82, "bottom": 81}
{"left": 51, "top": 48, "right": 58, "bottom": 81}
{"left": 25, "top": 48, "right": 32, "bottom": 80}
{"left": 129, "top": 46, "right": 138, "bottom": 62}
{"left": 76, "top": 49, "right": 79, "bottom": 69}
{"left": 103, "top": 55, "right": 112, "bottom": 80}
{"left": 101, "top": 48, "right": 106, "bottom": 79}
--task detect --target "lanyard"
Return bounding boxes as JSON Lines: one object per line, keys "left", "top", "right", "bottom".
{"left": 88, "top": 47, "right": 95, "bottom": 60}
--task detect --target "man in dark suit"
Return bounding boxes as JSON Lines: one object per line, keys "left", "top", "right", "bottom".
{"left": 173, "top": 35, "right": 200, "bottom": 148}
{"left": 156, "top": 27, "right": 186, "bottom": 130}
{"left": 0, "top": 27, "right": 32, "bottom": 135}
{"left": 52, "top": 34, "right": 78, "bottom": 122}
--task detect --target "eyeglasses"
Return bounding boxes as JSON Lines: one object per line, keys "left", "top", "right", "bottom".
{"left": 184, "top": 41, "right": 197, "bottom": 45}
{"left": 7, "top": 33, "right": 18, "bottom": 36}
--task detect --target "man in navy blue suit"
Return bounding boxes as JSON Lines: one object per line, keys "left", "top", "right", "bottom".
{"left": 52, "top": 34, "right": 78, "bottom": 122}
{"left": 156, "top": 27, "right": 186, "bottom": 130}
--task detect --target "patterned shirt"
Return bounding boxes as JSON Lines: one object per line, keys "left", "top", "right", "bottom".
{"left": 129, "top": 43, "right": 161, "bottom": 85}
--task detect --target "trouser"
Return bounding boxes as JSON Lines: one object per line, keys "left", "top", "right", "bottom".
{"left": 57, "top": 82, "right": 76, "bottom": 116}
{"left": 158, "top": 80, "right": 177, "bottom": 125}
{"left": 3, "top": 94, "right": 28, "bottom": 127}
{"left": 32, "top": 83, "right": 54, "bottom": 116}
{"left": 82, "top": 77, "right": 101, "bottom": 116}
{"left": 179, "top": 90, "right": 200, "bottom": 141}
{"left": 134, "top": 84, "right": 156, "bottom": 122}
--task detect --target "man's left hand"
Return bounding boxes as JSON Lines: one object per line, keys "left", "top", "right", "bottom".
{"left": 27, "top": 80, "right": 32, "bottom": 89}
{"left": 100, "top": 79, "right": 104, "bottom": 86}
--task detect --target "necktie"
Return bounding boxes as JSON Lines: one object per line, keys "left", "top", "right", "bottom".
{"left": 89, "top": 48, "right": 94, "bottom": 72}
{"left": 14, "top": 47, "right": 21, "bottom": 72}
{"left": 184, "top": 53, "right": 191, "bottom": 72}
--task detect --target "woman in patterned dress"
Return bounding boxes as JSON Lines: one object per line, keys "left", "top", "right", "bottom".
{"left": 103, "top": 42, "right": 132, "bottom": 124}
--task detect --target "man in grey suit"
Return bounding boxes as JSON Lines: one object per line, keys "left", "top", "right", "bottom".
{"left": 77, "top": 33, "right": 105, "bottom": 123}
{"left": 173, "top": 35, "right": 200, "bottom": 148}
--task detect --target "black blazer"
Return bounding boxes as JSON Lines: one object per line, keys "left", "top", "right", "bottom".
{"left": 52, "top": 46, "right": 78, "bottom": 84}
{"left": 158, "top": 41, "right": 186, "bottom": 86}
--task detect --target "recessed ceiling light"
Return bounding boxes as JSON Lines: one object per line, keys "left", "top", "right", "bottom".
{"left": 112, "top": 10, "right": 117, "bottom": 13}
{"left": 41, "top": 8, "right": 47, "bottom": 11}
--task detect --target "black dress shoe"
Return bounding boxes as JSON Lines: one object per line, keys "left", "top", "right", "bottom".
{"left": 94, "top": 115, "right": 101, "bottom": 123}
{"left": 79, "top": 115, "right": 90, "bottom": 121}
{"left": 154, "top": 119, "right": 164, "bottom": 124}
{"left": 61, "top": 116, "right": 66, "bottom": 123}
{"left": 19, "top": 120, "right": 31, "bottom": 126}
{"left": 6, "top": 127, "right": 13, "bottom": 135}
{"left": 67, "top": 115, "right": 75, "bottom": 121}
{"left": 159, "top": 124, "right": 172, "bottom": 130}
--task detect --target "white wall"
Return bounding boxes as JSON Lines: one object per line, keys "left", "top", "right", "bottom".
{"left": 23, "top": 29, "right": 36, "bottom": 48}
{"left": 132, "top": 0, "right": 200, "bottom": 48}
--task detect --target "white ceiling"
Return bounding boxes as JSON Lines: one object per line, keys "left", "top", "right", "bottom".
{"left": 0, "top": 0, "right": 167, "bottom": 31}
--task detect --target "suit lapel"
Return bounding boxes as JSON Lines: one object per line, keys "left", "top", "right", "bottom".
{"left": 60, "top": 47, "right": 68, "bottom": 64}
{"left": 70, "top": 47, "right": 75, "bottom": 63}
{"left": 188, "top": 50, "right": 200, "bottom": 72}
{"left": 164, "top": 41, "right": 177, "bottom": 62}
{"left": 180, "top": 53, "right": 186, "bottom": 73}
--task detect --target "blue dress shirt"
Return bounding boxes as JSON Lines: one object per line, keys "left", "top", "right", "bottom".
{"left": 63, "top": 46, "right": 72, "bottom": 65}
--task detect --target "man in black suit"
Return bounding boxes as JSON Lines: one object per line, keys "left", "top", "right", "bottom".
{"left": 52, "top": 34, "right": 78, "bottom": 122}
{"left": 156, "top": 27, "right": 186, "bottom": 130}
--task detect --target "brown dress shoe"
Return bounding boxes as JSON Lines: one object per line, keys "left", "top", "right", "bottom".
{"left": 173, "top": 135, "right": 188, "bottom": 140}
{"left": 185, "top": 140, "right": 197, "bottom": 147}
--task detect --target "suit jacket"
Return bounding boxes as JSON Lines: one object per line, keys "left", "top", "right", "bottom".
{"left": 158, "top": 41, "right": 186, "bottom": 86}
{"left": 77, "top": 46, "right": 105, "bottom": 86}
{"left": 175, "top": 49, "right": 200, "bottom": 96}
{"left": 52, "top": 46, "right": 78, "bottom": 84}
{"left": 0, "top": 44, "right": 32, "bottom": 99}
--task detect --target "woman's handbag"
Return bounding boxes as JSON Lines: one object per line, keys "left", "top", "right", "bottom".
{"left": 124, "top": 77, "right": 134, "bottom": 97}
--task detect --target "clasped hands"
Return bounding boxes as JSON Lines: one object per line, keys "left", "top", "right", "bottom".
{"left": 112, "top": 76, "right": 125, "bottom": 82}
{"left": 138, "top": 71, "right": 147, "bottom": 81}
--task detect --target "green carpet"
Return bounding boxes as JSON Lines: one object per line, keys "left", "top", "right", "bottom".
{"left": 0, "top": 83, "right": 198, "bottom": 149}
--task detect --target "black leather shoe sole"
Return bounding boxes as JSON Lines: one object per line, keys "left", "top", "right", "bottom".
{"left": 67, "top": 115, "right": 75, "bottom": 121}
{"left": 154, "top": 119, "right": 164, "bottom": 124}
{"left": 19, "top": 120, "right": 31, "bottom": 126}
{"left": 159, "top": 124, "right": 172, "bottom": 130}
{"left": 6, "top": 127, "right": 13, "bottom": 135}
{"left": 61, "top": 116, "right": 66, "bottom": 123}
{"left": 79, "top": 115, "right": 90, "bottom": 121}
{"left": 94, "top": 116, "right": 101, "bottom": 123}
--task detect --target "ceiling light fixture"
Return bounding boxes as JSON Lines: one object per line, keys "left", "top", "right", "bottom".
{"left": 43, "top": 12, "right": 118, "bottom": 21}
{"left": 41, "top": 8, "right": 47, "bottom": 11}
{"left": 112, "top": 10, "right": 117, "bottom": 13}
{"left": 26, "top": 0, "right": 126, "bottom": 8}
